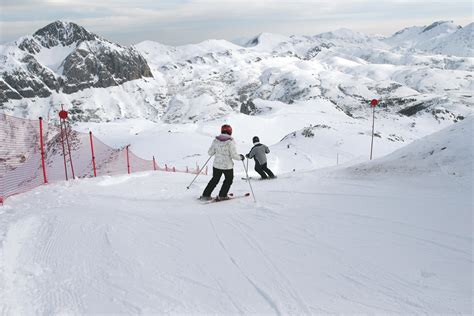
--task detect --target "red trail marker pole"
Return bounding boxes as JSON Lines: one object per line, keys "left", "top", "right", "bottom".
{"left": 126, "top": 145, "right": 131, "bottom": 174}
{"left": 39, "top": 117, "right": 48, "bottom": 184}
{"left": 63, "top": 120, "right": 75, "bottom": 179}
{"left": 59, "top": 108, "right": 75, "bottom": 179}
{"left": 89, "top": 131, "right": 97, "bottom": 177}
{"left": 59, "top": 116, "right": 68, "bottom": 181}
{"left": 370, "top": 99, "right": 379, "bottom": 160}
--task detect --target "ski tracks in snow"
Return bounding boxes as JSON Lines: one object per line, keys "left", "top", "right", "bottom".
{"left": 228, "top": 215, "right": 313, "bottom": 315}
{"left": 1, "top": 215, "right": 41, "bottom": 314}
{"left": 1, "top": 170, "right": 471, "bottom": 314}
{"left": 206, "top": 214, "right": 283, "bottom": 315}
{"left": 204, "top": 205, "right": 316, "bottom": 315}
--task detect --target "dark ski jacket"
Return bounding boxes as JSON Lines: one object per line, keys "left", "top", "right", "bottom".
{"left": 247, "top": 143, "right": 270, "bottom": 165}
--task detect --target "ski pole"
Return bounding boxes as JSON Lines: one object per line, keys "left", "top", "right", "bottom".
{"left": 242, "top": 159, "right": 257, "bottom": 202}
{"left": 246, "top": 158, "right": 249, "bottom": 180}
{"left": 186, "top": 155, "right": 212, "bottom": 189}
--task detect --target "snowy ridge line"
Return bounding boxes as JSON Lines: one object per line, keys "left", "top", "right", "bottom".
{"left": 0, "top": 113, "right": 208, "bottom": 204}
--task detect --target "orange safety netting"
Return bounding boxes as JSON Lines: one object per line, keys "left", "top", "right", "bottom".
{"left": 0, "top": 113, "right": 207, "bottom": 203}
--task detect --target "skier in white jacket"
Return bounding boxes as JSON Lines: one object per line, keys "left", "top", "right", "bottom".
{"left": 200, "top": 124, "right": 244, "bottom": 201}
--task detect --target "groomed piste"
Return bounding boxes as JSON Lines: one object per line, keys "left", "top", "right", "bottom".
{"left": 0, "top": 118, "right": 472, "bottom": 314}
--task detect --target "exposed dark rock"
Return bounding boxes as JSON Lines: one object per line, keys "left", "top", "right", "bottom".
{"left": 21, "top": 55, "right": 59, "bottom": 91}
{"left": 301, "top": 124, "right": 331, "bottom": 138}
{"left": 387, "top": 134, "right": 405, "bottom": 142}
{"left": 383, "top": 97, "right": 417, "bottom": 109}
{"left": 374, "top": 83, "right": 403, "bottom": 95}
{"left": 422, "top": 21, "right": 459, "bottom": 33}
{"left": 17, "top": 37, "right": 42, "bottom": 54}
{"left": 33, "top": 21, "right": 98, "bottom": 48}
{"left": 301, "top": 127, "right": 315, "bottom": 138}
{"left": 398, "top": 103, "right": 428, "bottom": 116}
{"left": 61, "top": 41, "right": 152, "bottom": 93}
{"left": 305, "top": 43, "right": 334, "bottom": 59}
{"left": 240, "top": 99, "right": 257, "bottom": 115}
{"left": 0, "top": 80, "right": 22, "bottom": 103}
{"left": 245, "top": 36, "right": 260, "bottom": 47}
{"left": 2, "top": 70, "right": 51, "bottom": 99}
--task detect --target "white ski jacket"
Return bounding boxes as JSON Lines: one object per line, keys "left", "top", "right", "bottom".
{"left": 208, "top": 134, "right": 242, "bottom": 170}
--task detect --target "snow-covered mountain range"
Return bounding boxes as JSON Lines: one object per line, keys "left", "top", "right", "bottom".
{"left": 0, "top": 20, "right": 471, "bottom": 124}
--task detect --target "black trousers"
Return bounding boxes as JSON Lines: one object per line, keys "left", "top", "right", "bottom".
{"left": 202, "top": 167, "right": 234, "bottom": 197}
{"left": 255, "top": 161, "right": 275, "bottom": 179}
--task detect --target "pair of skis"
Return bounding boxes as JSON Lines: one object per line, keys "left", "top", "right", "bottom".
{"left": 241, "top": 176, "right": 277, "bottom": 181}
{"left": 199, "top": 192, "right": 251, "bottom": 204}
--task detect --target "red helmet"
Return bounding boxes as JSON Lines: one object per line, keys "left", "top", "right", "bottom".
{"left": 221, "top": 124, "right": 232, "bottom": 135}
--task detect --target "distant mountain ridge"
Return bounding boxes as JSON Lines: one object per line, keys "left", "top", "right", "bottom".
{"left": 0, "top": 20, "right": 472, "bottom": 125}
{"left": 384, "top": 20, "right": 473, "bottom": 56}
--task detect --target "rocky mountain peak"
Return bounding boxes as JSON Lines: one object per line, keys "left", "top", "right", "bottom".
{"left": 421, "top": 20, "right": 459, "bottom": 33}
{"left": 2, "top": 21, "right": 153, "bottom": 104}
{"left": 33, "top": 21, "right": 98, "bottom": 48}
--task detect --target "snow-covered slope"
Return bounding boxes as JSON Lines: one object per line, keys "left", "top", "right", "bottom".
{"left": 384, "top": 21, "right": 473, "bottom": 57}
{"left": 72, "top": 96, "right": 460, "bottom": 175}
{"left": 1, "top": 119, "right": 472, "bottom": 314}
{"left": 348, "top": 115, "right": 473, "bottom": 178}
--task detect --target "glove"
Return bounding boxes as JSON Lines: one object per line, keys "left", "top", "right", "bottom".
{"left": 239, "top": 154, "right": 245, "bottom": 160}
{"left": 245, "top": 154, "right": 250, "bottom": 158}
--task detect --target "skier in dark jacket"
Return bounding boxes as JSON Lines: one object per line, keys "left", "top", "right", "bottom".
{"left": 200, "top": 124, "right": 245, "bottom": 201}
{"left": 246, "top": 136, "right": 275, "bottom": 179}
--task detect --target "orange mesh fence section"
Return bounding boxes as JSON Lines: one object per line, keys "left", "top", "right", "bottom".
{"left": 0, "top": 113, "right": 208, "bottom": 203}
{"left": 0, "top": 114, "right": 43, "bottom": 202}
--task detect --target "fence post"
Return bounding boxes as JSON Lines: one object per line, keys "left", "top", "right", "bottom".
{"left": 89, "top": 131, "right": 97, "bottom": 177}
{"left": 165, "top": 164, "right": 168, "bottom": 171}
{"left": 39, "top": 117, "right": 48, "bottom": 184}
{"left": 126, "top": 145, "right": 131, "bottom": 174}
{"left": 186, "top": 166, "right": 189, "bottom": 173}
{"left": 173, "top": 167, "right": 176, "bottom": 172}
{"left": 205, "top": 166, "right": 208, "bottom": 175}
{"left": 153, "top": 156, "right": 157, "bottom": 171}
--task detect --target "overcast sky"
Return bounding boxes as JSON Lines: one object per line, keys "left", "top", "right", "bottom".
{"left": 0, "top": 0, "right": 472, "bottom": 46}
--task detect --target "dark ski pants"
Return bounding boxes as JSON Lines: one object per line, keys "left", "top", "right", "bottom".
{"left": 202, "top": 167, "right": 234, "bottom": 198}
{"left": 255, "top": 162, "right": 275, "bottom": 179}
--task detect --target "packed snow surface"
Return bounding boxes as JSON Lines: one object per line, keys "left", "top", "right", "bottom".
{"left": 0, "top": 119, "right": 472, "bottom": 314}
